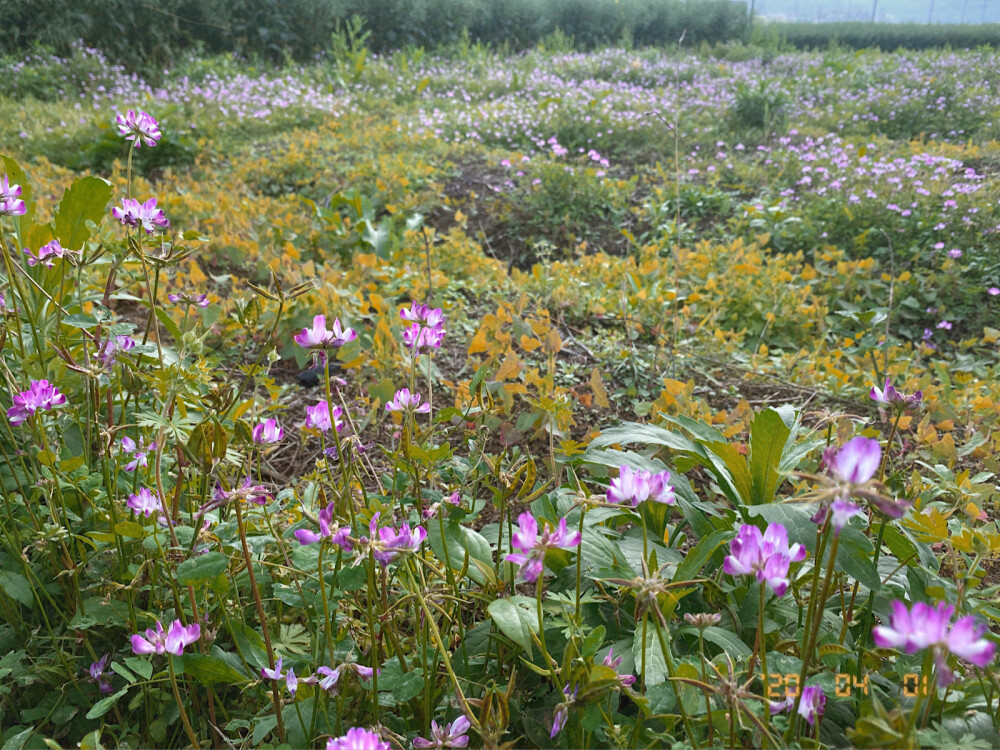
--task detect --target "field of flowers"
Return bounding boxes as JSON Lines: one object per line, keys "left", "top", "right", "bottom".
{"left": 2, "top": 38, "right": 1000, "bottom": 750}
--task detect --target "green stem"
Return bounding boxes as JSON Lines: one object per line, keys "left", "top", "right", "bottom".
{"left": 168, "top": 656, "right": 202, "bottom": 749}
{"left": 759, "top": 581, "right": 770, "bottom": 730}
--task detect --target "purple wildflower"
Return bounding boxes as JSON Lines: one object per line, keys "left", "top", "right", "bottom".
{"left": 112, "top": 197, "right": 169, "bottom": 233}
{"left": 413, "top": 716, "right": 472, "bottom": 749}
{"left": 7, "top": 380, "right": 67, "bottom": 425}
{"left": 167, "top": 292, "right": 209, "bottom": 307}
{"left": 504, "top": 512, "right": 582, "bottom": 583}
{"left": 873, "top": 601, "right": 997, "bottom": 685}
{"left": 294, "top": 315, "right": 356, "bottom": 349}
{"left": 326, "top": 728, "right": 390, "bottom": 750}
{"left": 607, "top": 465, "right": 675, "bottom": 506}
{"left": 116, "top": 109, "right": 161, "bottom": 147}
{"left": 96, "top": 334, "right": 136, "bottom": 368}
{"left": 367, "top": 513, "right": 426, "bottom": 566}
{"left": 305, "top": 400, "right": 343, "bottom": 432}
{"left": 198, "top": 478, "right": 270, "bottom": 516}
{"left": 386, "top": 387, "right": 430, "bottom": 414}
{"left": 770, "top": 684, "right": 826, "bottom": 726}
{"left": 400, "top": 302, "right": 445, "bottom": 351}
{"left": 127, "top": 487, "right": 163, "bottom": 518}
{"left": 121, "top": 436, "right": 154, "bottom": 471}
{"left": 131, "top": 619, "right": 200, "bottom": 656}
{"left": 550, "top": 684, "right": 577, "bottom": 738}
{"left": 87, "top": 654, "right": 114, "bottom": 693}
{"left": 252, "top": 418, "right": 284, "bottom": 444}
{"left": 723, "top": 523, "right": 806, "bottom": 597}
{"left": 869, "top": 377, "right": 922, "bottom": 411}
{"left": 24, "top": 239, "right": 72, "bottom": 268}
{"left": 0, "top": 175, "right": 26, "bottom": 216}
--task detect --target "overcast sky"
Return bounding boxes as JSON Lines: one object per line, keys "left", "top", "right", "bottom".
{"left": 754, "top": 0, "right": 1000, "bottom": 23}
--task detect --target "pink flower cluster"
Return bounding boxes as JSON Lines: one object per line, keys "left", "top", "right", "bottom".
{"left": 294, "top": 315, "right": 356, "bottom": 349}
{"left": 0, "top": 175, "right": 25, "bottom": 217}
{"left": 131, "top": 619, "right": 201, "bottom": 657}
{"left": 24, "top": 239, "right": 73, "bottom": 267}
{"left": 723, "top": 522, "right": 806, "bottom": 597}
{"left": 607, "top": 465, "right": 675, "bottom": 506}
{"left": 401, "top": 302, "right": 445, "bottom": 351}
{"left": 113, "top": 197, "right": 170, "bottom": 233}
{"left": 873, "top": 600, "right": 996, "bottom": 685}
{"left": 7, "top": 380, "right": 66, "bottom": 426}
{"left": 116, "top": 109, "right": 161, "bottom": 148}
{"left": 505, "top": 512, "right": 581, "bottom": 583}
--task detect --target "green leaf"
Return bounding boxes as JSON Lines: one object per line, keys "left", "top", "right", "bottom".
{"left": 678, "top": 625, "right": 752, "bottom": 659}
{"left": 183, "top": 652, "right": 250, "bottom": 685}
{"left": 837, "top": 526, "right": 880, "bottom": 591}
{"left": 672, "top": 528, "right": 734, "bottom": 583}
{"left": 0, "top": 570, "right": 34, "bottom": 608}
{"left": 632, "top": 621, "right": 667, "bottom": 685}
{"left": 704, "top": 441, "right": 753, "bottom": 505}
{"left": 748, "top": 408, "right": 792, "bottom": 505}
{"left": 176, "top": 551, "right": 229, "bottom": 586}
{"left": 588, "top": 421, "right": 694, "bottom": 453}
{"left": 85, "top": 687, "right": 129, "bottom": 720}
{"left": 1, "top": 728, "right": 33, "bottom": 750}
{"left": 487, "top": 597, "right": 537, "bottom": 657}
{"left": 427, "top": 521, "right": 493, "bottom": 585}
{"left": 63, "top": 313, "right": 100, "bottom": 329}
{"left": 54, "top": 175, "right": 112, "bottom": 250}
{"left": 125, "top": 656, "right": 152, "bottom": 680}
{"left": 376, "top": 662, "right": 424, "bottom": 705}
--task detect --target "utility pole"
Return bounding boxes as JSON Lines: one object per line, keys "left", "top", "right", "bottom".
{"left": 928, "top": 0, "right": 934, "bottom": 23}
{"left": 871, "top": 0, "right": 878, "bottom": 22}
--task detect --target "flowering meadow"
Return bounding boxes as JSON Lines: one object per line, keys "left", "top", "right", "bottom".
{"left": 2, "top": 36, "right": 1000, "bottom": 750}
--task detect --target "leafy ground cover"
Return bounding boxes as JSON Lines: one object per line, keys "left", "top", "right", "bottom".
{"left": 1, "top": 38, "right": 1000, "bottom": 749}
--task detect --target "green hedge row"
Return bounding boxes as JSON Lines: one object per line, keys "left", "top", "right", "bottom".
{"left": 0, "top": 0, "right": 747, "bottom": 68}
{"left": 766, "top": 21, "right": 1000, "bottom": 51}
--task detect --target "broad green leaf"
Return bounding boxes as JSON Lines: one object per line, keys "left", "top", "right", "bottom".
{"left": 125, "top": 656, "right": 152, "bottom": 680}
{"left": 677, "top": 625, "right": 752, "bottom": 659}
{"left": 587, "top": 422, "right": 693, "bottom": 452}
{"left": 672, "top": 528, "right": 734, "bottom": 583}
{"left": 632, "top": 620, "right": 667, "bottom": 685}
{"left": 704, "top": 441, "right": 753, "bottom": 505}
{"left": 749, "top": 408, "right": 791, "bottom": 505}
{"left": 427, "top": 521, "right": 493, "bottom": 585}
{"left": 176, "top": 551, "right": 229, "bottom": 585}
{"left": 54, "top": 175, "right": 112, "bottom": 250}
{"left": 183, "top": 652, "right": 250, "bottom": 685}
{"left": 487, "top": 597, "right": 536, "bottom": 657}
{"left": 0, "top": 570, "right": 34, "bottom": 608}
{"left": 85, "top": 687, "right": 128, "bottom": 720}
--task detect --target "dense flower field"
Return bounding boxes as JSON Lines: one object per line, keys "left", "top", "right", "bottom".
{"left": 1, "top": 39, "right": 1000, "bottom": 749}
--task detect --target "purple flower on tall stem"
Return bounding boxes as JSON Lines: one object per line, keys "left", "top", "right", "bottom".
{"left": 550, "top": 684, "right": 578, "bottom": 738}
{"left": 127, "top": 487, "right": 163, "bottom": 518}
{"left": 294, "top": 315, "right": 356, "bottom": 349}
{"left": 131, "top": 619, "right": 201, "bottom": 656}
{"left": 326, "top": 727, "right": 390, "bottom": 750}
{"left": 0, "top": 175, "right": 25, "bottom": 216}
{"left": 97, "top": 334, "right": 136, "bottom": 368}
{"left": 294, "top": 504, "right": 353, "bottom": 551}
{"left": 252, "top": 418, "right": 284, "bottom": 444}
{"left": 367, "top": 513, "right": 426, "bottom": 566}
{"left": 7, "top": 380, "right": 67, "bottom": 425}
{"left": 24, "top": 239, "right": 72, "bottom": 268}
{"left": 820, "top": 437, "right": 909, "bottom": 526}
{"left": 87, "top": 654, "right": 114, "bottom": 693}
{"left": 413, "top": 716, "right": 472, "bottom": 749}
{"left": 400, "top": 302, "right": 445, "bottom": 351}
{"left": 504, "top": 512, "right": 582, "bottom": 583}
{"left": 385, "top": 387, "right": 430, "bottom": 414}
{"left": 261, "top": 657, "right": 298, "bottom": 696}
{"left": 870, "top": 377, "right": 922, "bottom": 411}
{"left": 723, "top": 523, "right": 806, "bottom": 597}
{"left": 121, "top": 436, "right": 155, "bottom": 471}
{"left": 607, "top": 465, "right": 676, "bottom": 506}
{"left": 167, "top": 292, "right": 209, "bottom": 307}
{"left": 603, "top": 646, "right": 637, "bottom": 687}
{"left": 873, "top": 600, "right": 997, "bottom": 685}
{"left": 197, "top": 478, "right": 270, "bottom": 516}
{"left": 770, "top": 684, "right": 826, "bottom": 726}
{"left": 113, "top": 197, "right": 170, "bottom": 233}
{"left": 305, "top": 400, "right": 344, "bottom": 432}
{"left": 116, "top": 109, "right": 161, "bottom": 147}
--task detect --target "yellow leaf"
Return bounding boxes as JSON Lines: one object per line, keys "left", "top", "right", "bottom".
{"left": 519, "top": 335, "right": 542, "bottom": 352}
{"left": 589, "top": 368, "right": 611, "bottom": 409}
{"left": 468, "top": 327, "right": 489, "bottom": 354}
{"left": 188, "top": 261, "right": 208, "bottom": 285}
{"left": 544, "top": 328, "right": 562, "bottom": 354}
{"left": 496, "top": 354, "right": 521, "bottom": 381}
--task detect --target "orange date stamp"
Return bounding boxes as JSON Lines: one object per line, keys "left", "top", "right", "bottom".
{"left": 767, "top": 673, "right": 932, "bottom": 698}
